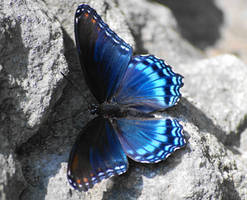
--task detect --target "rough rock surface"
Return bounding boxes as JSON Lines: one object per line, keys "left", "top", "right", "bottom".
{"left": 176, "top": 55, "right": 247, "bottom": 145}
{"left": 156, "top": 0, "right": 224, "bottom": 50}
{"left": 158, "top": 0, "right": 247, "bottom": 64}
{"left": 208, "top": 0, "right": 247, "bottom": 64}
{"left": 0, "top": 0, "right": 67, "bottom": 199}
{"left": 0, "top": 0, "right": 67, "bottom": 148}
{"left": 0, "top": 152, "right": 26, "bottom": 200}
{"left": 118, "top": 0, "right": 204, "bottom": 66}
{"left": 1, "top": 0, "right": 247, "bottom": 199}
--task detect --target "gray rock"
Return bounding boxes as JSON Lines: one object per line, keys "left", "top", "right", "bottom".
{"left": 0, "top": 141, "right": 26, "bottom": 200}
{"left": 178, "top": 98, "right": 247, "bottom": 200}
{"left": 158, "top": 0, "right": 247, "bottom": 65}
{"left": 154, "top": 0, "right": 224, "bottom": 50}
{"left": 176, "top": 54, "right": 247, "bottom": 145}
{"left": 207, "top": 0, "right": 247, "bottom": 64}
{"left": 118, "top": 0, "right": 204, "bottom": 66}
{"left": 0, "top": 0, "right": 67, "bottom": 199}
{"left": 240, "top": 129, "right": 247, "bottom": 163}
{"left": 0, "top": 0, "right": 68, "bottom": 149}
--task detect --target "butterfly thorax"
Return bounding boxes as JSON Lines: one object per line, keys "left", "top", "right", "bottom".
{"left": 89, "top": 103, "right": 153, "bottom": 119}
{"left": 89, "top": 103, "right": 123, "bottom": 118}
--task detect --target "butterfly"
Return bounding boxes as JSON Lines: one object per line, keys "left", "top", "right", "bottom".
{"left": 67, "top": 4, "right": 186, "bottom": 191}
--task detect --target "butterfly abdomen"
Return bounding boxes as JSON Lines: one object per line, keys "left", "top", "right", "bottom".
{"left": 94, "top": 103, "right": 123, "bottom": 118}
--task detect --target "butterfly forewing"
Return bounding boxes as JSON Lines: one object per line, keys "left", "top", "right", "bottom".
{"left": 75, "top": 5, "right": 133, "bottom": 103}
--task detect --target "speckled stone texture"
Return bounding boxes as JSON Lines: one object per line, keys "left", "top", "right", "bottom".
{"left": 0, "top": 0, "right": 246, "bottom": 199}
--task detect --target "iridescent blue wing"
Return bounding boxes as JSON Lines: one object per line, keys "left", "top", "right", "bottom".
{"left": 114, "top": 118, "right": 186, "bottom": 163}
{"left": 75, "top": 4, "right": 133, "bottom": 103}
{"left": 113, "top": 55, "right": 183, "bottom": 113}
{"left": 67, "top": 117, "right": 128, "bottom": 191}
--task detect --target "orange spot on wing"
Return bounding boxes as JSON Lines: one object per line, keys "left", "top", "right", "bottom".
{"left": 90, "top": 173, "right": 94, "bottom": 177}
{"left": 83, "top": 177, "right": 88, "bottom": 183}
{"left": 91, "top": 18, "right": 96, "bottom": 24}
{"left": 76, "top": 179, "right": 81, "bottom": 184}
{"left": 84, "top": 13, "right": 89, "bottom": 18}
{"left": 71, "top": 154, "right": 79, "bottom": 171}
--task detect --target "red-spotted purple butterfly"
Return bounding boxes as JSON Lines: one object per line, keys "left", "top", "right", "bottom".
{"left": 67, "top": 4, "right": 186, "bottom": 191}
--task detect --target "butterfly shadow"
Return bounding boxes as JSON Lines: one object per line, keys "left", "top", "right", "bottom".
{"left": 102, "top": 125, "right": 188, "bottom": 199}
{"left": 101, "top": 146, "right": 187, "bottom": 200}
{"left": 177, "top": 97, "right": 244, "bottom": 151}
{"left": 153, "top": 0, "right": 224, "bottom": 49}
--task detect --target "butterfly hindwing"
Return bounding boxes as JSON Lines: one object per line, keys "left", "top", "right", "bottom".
{"left": 67, "top": 117, "right": 128, "bottom": 191}
{"left": 114, "top": 55, "right": 183, "bottom": 112}
{"left": 114, "top": 118, "right": 186, "bottom": 163}
{"left": 75, "top": 4, "right": 133, "bottom": 103}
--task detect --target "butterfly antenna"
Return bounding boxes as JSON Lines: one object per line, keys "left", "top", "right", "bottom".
{"left": 52, "top": 116, "right": 73, "bottom": 124}
{"left": 61, "top": 72, "right": 90, "bottom": 105}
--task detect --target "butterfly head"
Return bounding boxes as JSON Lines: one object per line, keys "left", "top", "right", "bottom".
{"left": 88, "top": 104, "right": 99, "bottom": 115}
